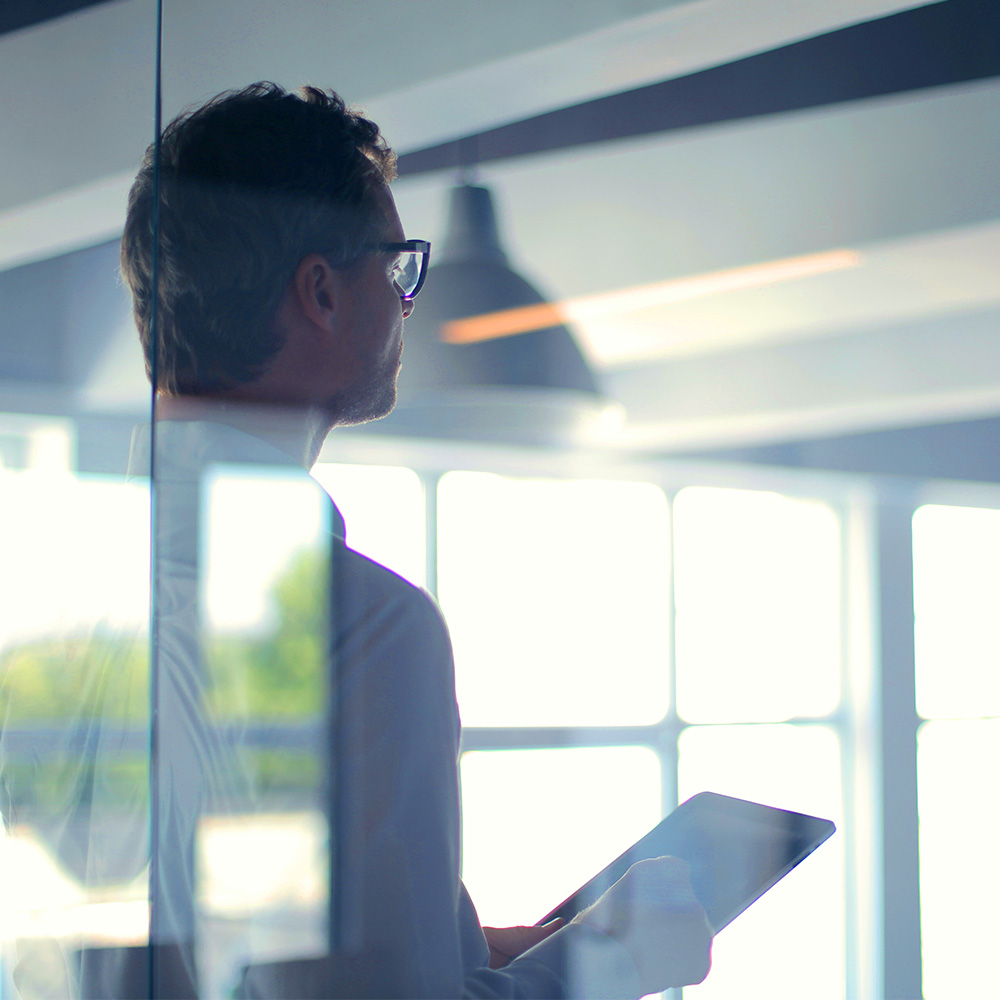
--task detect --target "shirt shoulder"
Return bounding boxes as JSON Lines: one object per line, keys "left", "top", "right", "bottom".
{"left": 333, "top": 542, "right": 456, "bottom": 703}
{"left": 337, "top": 542, "right": 448, "bottom": 630}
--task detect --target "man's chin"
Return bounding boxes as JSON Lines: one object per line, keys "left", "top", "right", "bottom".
{"left": 326, "top": 382, "right": 398, "bottom": 428}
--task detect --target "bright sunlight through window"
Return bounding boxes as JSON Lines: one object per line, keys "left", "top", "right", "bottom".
{"left": 438, "top": 472, "right": 671, "bottom": 728}
{"left": 673, "top": 487, "right": 841, "bottom": 723}
{"left": 913, "top": 504, "right": 1000, "bottom": 1000}
{"left": 460, "top": 746, "right": 661, "bottom": 927}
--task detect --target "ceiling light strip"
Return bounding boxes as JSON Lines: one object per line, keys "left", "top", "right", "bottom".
{"left": 442, "top": 248, "right": 862, "bottom": 344}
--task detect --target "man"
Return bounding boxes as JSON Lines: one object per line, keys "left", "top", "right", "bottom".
{"left": 120, "top": 82, "right": 712, "bottom": 998}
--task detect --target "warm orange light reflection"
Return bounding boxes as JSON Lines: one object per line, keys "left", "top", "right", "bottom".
{"left": 441, "top": 248, "right": 863, "bottom": 344}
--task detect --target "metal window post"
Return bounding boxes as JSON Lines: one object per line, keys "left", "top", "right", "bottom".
{"left": 873, "top": 484, "right": 923, "bottom": 1000}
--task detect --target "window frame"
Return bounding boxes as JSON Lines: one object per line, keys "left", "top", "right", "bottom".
{"left": 319, "top": 434, "right": 882, "bottom": 999}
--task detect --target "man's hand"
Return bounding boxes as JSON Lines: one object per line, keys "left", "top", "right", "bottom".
{"left": 482, "top": 918, "right": 565, "bottom": 969}
{"left": 573, "top": 856, "right": 713, "bottom": 994}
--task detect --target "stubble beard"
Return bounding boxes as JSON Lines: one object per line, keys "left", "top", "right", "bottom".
{"left": 326, "top": 349, "right": 402, "bottom": 427}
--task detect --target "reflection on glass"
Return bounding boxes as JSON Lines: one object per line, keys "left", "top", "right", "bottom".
{"left": 913, "top": 504, "right": 1000, "bottom": 719}
{"left": 678, "top": 724, "right": 844, "bottom": 1000}
{"left": 143, "top": 435, "right": 333, "bottom": 998}
{"left": 439, "top": 472, "right": 671, "bottom": 727}
{"left": 0, "top": 469, "right": 151, "bottom": 995}
{"left": 460, "top": 746, "right": 661, "bottom": 927}
{"left": 197, "top": 466, "right": 331, "bottom": 995}
{"left": 311, "top": 463, "right": 425, "bottom": 586}
{"left": 674, "top": 487, "right": 841, "bottom": 723}
{"left": 917, "top": 719, "right": 1000, "bottom": 1000}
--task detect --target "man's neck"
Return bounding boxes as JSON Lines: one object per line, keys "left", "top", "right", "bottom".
{"left": 154, "top": 395, "right": 331, "bottom": 468}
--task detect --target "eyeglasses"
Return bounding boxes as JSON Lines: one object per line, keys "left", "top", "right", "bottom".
{"left": 372, "top": 239, "right": 431, "bottom": 301}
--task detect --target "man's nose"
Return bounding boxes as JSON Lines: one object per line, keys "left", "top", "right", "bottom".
{"left": 401, "top": 297, "right": 414, "bottom": 319}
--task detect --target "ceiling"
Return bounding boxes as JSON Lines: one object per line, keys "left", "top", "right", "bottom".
{"left": 0, "top": 0, "right": 106, "bottom": 36}
{"left": 3, "top": 0, "right": 999, "bottom": 466}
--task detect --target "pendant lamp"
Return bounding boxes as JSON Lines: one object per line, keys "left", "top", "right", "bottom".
{"left": 382, "top": 183, "right": 620, "bottom": 444}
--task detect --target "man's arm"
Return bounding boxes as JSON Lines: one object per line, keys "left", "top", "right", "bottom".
{"left": 336, "top": 551, "right": 712, "bottom": 998}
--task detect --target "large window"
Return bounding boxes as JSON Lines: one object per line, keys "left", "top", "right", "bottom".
{"left": 316, "top": 452, "right": 865, "bottom": 999}
{"left": 6, "top": 439, "right": 992, "bottom": 998}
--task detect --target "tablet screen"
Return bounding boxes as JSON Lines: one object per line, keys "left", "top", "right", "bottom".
{"left": 539, "top": 791, "right": 835, "bottom": 933}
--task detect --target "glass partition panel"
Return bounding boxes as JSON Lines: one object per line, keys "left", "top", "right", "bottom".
{"left": 148, "top": 447, "right": 334, "bottom": 997}
{"left": 135, "top": 0, "right": 951, "bottom": 995}
{"left": 0, "top": 469, "right": 151, "bottom": 997}
{"left": 150, "top": 5, "right": 455, "bottom": 993}
{"left": 0, "top": 3, "right": 158, "bottom": 996}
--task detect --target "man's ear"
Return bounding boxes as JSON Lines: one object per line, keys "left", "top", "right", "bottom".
{"left": 290, "top": 253, "right": 343, "bottom": 333}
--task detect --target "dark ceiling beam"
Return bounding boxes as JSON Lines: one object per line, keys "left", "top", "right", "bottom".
{"left": 398, "top": 0, "right": 1000, "bottom": 178}
{"left": 0, "top": 0, "right": 110, "bottom": 36}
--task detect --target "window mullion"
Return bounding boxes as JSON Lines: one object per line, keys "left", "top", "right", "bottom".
{"left": 874, "top": 486, "right": 923, "bottom": 1000}
{"left": 664, "top": 485, "right": 681, "bottom": 818}
{"left": 422, "top": 469, "right": 440, "bottom": 599}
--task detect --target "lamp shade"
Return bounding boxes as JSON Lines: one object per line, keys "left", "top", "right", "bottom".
{"left": 384, "top": 184, "right": 615, "bottom": 443}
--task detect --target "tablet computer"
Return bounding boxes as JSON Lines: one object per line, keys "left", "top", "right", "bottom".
{"left": 538, "top": 791, "right": 835, "bottom": 933}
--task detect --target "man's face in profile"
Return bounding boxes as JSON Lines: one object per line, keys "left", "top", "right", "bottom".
{"left": 325, "top": 185, "right": 414, "bottom": 426}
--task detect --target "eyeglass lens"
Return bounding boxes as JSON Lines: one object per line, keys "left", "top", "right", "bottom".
{"left": 394, "top": 251, "right": 423, "bottom": 298}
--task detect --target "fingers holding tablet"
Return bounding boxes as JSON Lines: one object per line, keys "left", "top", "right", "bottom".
{"left": 572, "top": 857, "right": 713, "bottom": 992}
{"left": 539, "top": 792, "right": 835, "bottom": 995}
